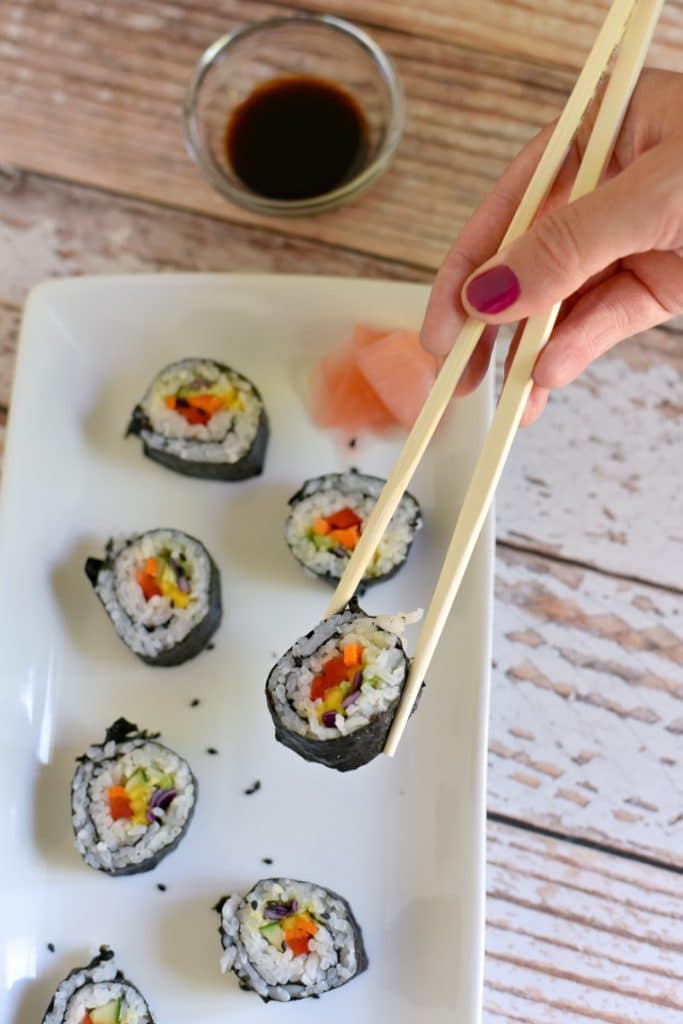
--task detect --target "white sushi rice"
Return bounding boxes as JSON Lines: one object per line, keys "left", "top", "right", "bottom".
{"left": 138, "top": 358, "right": 263, "bottom": 464}
{"left": 43, "top": 954, "right": 152, "bottom": 1024}
{"left": 285, "top": 471, "right": 422, "bottom": 581}
{"left": 269, "top": 609, "right": 409, "bottom": 740}
{"left": 219, "top": 879, "right": 362, "bottom": 1002}
{"left": 72, "top": 732, "right": 195, "bottom": 874}
{"left": 94, "top": 530, "right": 211, "bottom": 659}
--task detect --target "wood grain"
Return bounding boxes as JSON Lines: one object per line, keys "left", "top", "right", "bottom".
{"left": 283, "top": 0, "right": 683, "bottom": 73}
{"left": 484, "top": 820, "right": 683, "bottom": 1023}
{"left": 490, "top": 547, "right": 683, "bottom": 866}
{"left": 0, "top": 167, "right": 422, "bottom": 407}
{"left": 498, "top": 325, "right": 683, "bottom": 592}
{"left": 0, "top": 0, "right": 573, "bottom": 267}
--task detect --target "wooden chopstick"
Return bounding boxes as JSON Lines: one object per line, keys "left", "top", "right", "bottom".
{"left": 384, "top": 0, "right": 665, "bottom": 757}
{"left": 325, "top": 0, "right": 642, "bottom": 620}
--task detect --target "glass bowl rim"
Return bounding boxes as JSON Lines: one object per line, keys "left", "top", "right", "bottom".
{"left": 183, "top": 13, "right": 405, "bottom": 216}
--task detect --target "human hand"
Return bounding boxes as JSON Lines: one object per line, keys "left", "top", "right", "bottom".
{"left": 421, "top": 69, "right": 683, "bottom": 424}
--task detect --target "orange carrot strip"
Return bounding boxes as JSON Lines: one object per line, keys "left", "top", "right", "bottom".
{"left": 329, "top": 525, "right": 360, "bottom": 550}
{"left": 292, "top": 915, "right": 318, "bottom": 937}
{"left": 343, "top": 643, "right": 363, "bottom": 667}
{"left": 187, "top": 393, "right": 224, "bottom": 415}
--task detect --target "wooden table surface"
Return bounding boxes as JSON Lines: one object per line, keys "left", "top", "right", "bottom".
{"left": 1, "top": 2, "right": 682, "bottom": 1020}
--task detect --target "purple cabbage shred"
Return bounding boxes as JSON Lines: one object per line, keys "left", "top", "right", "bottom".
{"left": 263, "top": 899, "right": 298, "bottom": 921}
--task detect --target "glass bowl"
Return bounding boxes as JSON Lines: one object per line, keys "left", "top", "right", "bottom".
{"left": 183, "top": 14, "right": 404, "bottom": 217}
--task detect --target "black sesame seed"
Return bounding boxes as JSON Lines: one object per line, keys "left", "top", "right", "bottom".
{"left": 244, "top": 780, "right": 261, "bottom": 795}
{"left": 251, "top": 900, "right": 258, "bottom": 910}
{"left": 190, "top": 698, "right": 200, "bottom": 708}
{"left": 206, "top": 643, "right": 216, "bottom": 651}
{"left": 206, "top": 747, "right": 219, "bottom": 755}
{"left": 262, "top": 857, "right": 273, "bottom": 865}
{"left": 348, "top": 438, "right": 357, "bottom": 448}
{"left": 157, "top": 883, "right": 167, "bottom": 892}
{"left": 47, "top": 943, "right": 55, "bottom": 953}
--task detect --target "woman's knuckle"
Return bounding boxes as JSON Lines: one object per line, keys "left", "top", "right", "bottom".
{"left": 533, "top": 206, "right": 585, "bottom": 280}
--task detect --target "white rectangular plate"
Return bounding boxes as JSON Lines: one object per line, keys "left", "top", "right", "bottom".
{"left": 0, "top": 275, "right": 492, "bottom": 1024}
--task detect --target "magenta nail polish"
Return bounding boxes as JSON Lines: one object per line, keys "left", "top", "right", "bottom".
{"left": 466, "top": 265, "right": 521, "bottom": 314}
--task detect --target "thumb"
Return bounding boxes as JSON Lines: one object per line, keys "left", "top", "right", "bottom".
{"left": 460, "top": 152, "right": 670, "bottom": 323}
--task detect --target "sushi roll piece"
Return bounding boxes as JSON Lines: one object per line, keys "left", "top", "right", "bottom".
{"left": 41, "top": 946, "right": 155, "bottom": 1024}
{"left": 285, "top": 469, "right": 422, "bottom": 588}
{"left": 85, "top": 528, "right": 221, "bottom": 667}
{"left": 266, "top": 601, "right": 419, "bottom": 772}
{"left": 215, "top": 878, "right": 368, "bottom": 1002}
{"left": 72, "top": 718, "right": 197, "bottom": 876}
{"left": 127, "top": 357, "right": 268, "bottom": 480}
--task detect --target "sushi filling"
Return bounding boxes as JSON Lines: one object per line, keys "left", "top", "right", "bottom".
{"left": 99, "top": 753, "right": 180, "bottom": 830}
{"left": 70, "top": 989, "right": 142, "bottom": 1024}
{"left": 276, "top": 616, "right": 406, "bottom": 740}
{"left": 136, "top": 359, "right": 263, "bottom": 464}
{"left": 286, "top": 471, "right": 421, "bottom": 581}
{"left": 72, "top": 725, "right": 195, "bottom": 874}
{"left": 93, "top": 530, "right": 212, "bottom": 658}
{"left": 219, "top": 879, "right": 362, "bottom": 1001}
{"left": 311, "top": 505, "right": 362, "bottom": 552}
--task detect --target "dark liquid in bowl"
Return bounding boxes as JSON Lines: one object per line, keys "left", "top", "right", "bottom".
{"left": 226, "top": 75, "right": 369, "bottom": 201}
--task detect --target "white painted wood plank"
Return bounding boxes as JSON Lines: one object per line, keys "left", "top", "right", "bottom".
{"left": 497, "top": 332, "right": 683, "bottom": 591}
{"left": 484, "top": 820, "right": 683, "bottom": 1023}
{"left": 490, "top": 547, "right": 683, "bottom": 865}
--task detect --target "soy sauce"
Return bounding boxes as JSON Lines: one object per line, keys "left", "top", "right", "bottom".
{"left": 226, "top": 75, "right": 368, "bottom": 201}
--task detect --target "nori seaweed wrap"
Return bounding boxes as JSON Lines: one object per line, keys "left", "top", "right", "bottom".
{"left": 41, "top": 946, "right": 155, "bottom": 1023}
{"left": 127, "top": 357, "right": 268, "bottom": 480}
{"left": 85, "top": 528, "right": 222, "bottom": 667}
{"left": 266, "top": 601, "right": 418, "bottom": 771}
{"left": 71, "top": 718, "right": 197, "bottom": 876}
{"left": 285, "top": 469, "right": 422, "bottom": 588}
{"left": 215, "top": 878, "right": 368, "bottom": 1002}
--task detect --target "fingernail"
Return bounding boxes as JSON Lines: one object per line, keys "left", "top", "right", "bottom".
{"left": 465, "top": 265, "right": 521, "bottom": 314}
